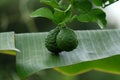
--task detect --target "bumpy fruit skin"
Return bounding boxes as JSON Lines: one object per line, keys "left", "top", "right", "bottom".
{"left": 56, "top": 27, "right": 78, "bottom": 51}
{"left": 45, "top": 27, "right": 62, "bottom": 53}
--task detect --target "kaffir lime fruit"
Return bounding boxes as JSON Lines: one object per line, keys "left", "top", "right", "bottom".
{"left": 45, "top": 27, "right": 78, "bottom": 53}
{"left": 45, "top": 27, "right": 62, "bottom": 53}
{"left": 56, "top": 27, "right": 78, "bottom": 51}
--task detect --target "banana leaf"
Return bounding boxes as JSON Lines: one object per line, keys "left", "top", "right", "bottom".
{"left": 15, "top": 29, "right": 120, "bottom": 79}
{"left": 0, "top": 32, "right": 19, "bottom": 55}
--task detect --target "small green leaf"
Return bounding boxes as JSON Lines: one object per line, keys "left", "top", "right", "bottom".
{"left": 72, "top": 0, "right": 92, "bottom": 13}
{"left": 40, "top": 0, "right": 59, "bottom": 8}
{"left": 77, "top": 8, "right": 107, "bottom": 28}
{"left": 90, "top": 9, "right": 107, "bottom": 28}
{"left": 77, "top": 14, "right": 92, "bottom": 22}
{"left": 93, "top": 0, "right": 103, "bottom": 6}
{"left": 53, "top": 6, "right": 71, "bottom": 25}
{"left": 53, "top": 8, "right": 65, "bottom": 24}
{"left": 61, "top": 10, "right": 71, "bottom": 25}
{"left": 109, "top": 0, "right": 115, "bottom": 3}
{"left": 31, "top": 7, "right": 54, "bottom": 20}
{"left": 58, "top": 0, "right": 70, "bottom": 10}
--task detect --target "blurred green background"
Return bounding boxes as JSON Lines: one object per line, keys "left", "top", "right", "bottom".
{"left": 0, "top": 0, "right": 120, "bottom": 80}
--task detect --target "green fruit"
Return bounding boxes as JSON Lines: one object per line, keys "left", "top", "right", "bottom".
{"left": 45, "top": 27, "right": 62, "bottom": 53}
{"left": 56, "top": 27, "right": 78, "bottom": 51}
{"left": 45, "top": 26, "right": 78, "bottom": 53}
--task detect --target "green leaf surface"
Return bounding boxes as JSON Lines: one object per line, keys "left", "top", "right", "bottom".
{"left": 53, "top": 8, "right": 65, "bottom": 24}
{"left": 53, "top": 8, "right": 71, "bottom": 25}
{"left": 55, "top": 61, "right": 92, "bottom": 75}
{"left": 31, "top": 7, "right": 54, "bottom": 20}
{"left": 93, "top": 55, "right": 120, "bottom": 74}
{"left": 56, "top": 55, "right": 120, "bottom": 76}
{"left": 72, "top": 0, "right": 92, "bottom": 13}
{"left": 40, "top": 0, "right": 59, "bottom": 8}
{"left": 77, "top": 8, "right": 107, "bottom": 28}
{"left": 16, "top": 29, "right": 120, "bottom": 79}
{"left": 0, "top": 32, "right": 19, "bottom": 55}
{"left": 93, "top": 0, "right": 103, "bottom": 6}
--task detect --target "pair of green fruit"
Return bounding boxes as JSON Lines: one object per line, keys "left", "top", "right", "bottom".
{"left": 45, "top": 26, "right": 78, "bottom": 54}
